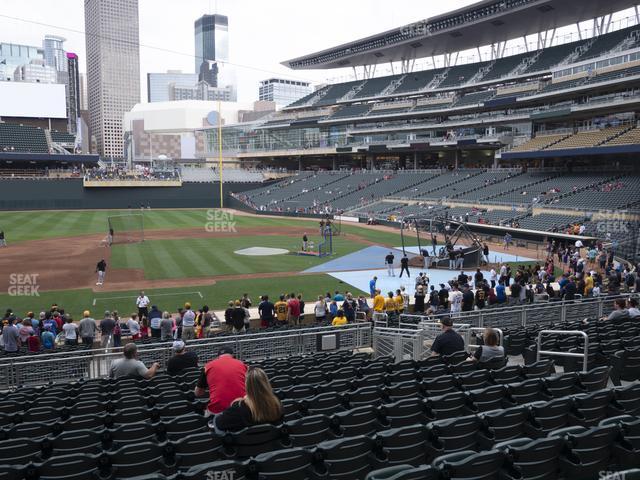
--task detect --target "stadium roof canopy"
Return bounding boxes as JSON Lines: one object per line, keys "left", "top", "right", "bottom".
{"left": 283, "top": 0, "right": 639, "bottom": 70}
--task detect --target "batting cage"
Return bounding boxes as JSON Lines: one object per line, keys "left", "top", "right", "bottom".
{"left": 107, "top": 214, "right": 145, "bottom": 244}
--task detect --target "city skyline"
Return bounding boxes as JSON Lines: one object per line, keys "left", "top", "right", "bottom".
{"left": 0, "top": 0, "right": 461, "bottom": 103}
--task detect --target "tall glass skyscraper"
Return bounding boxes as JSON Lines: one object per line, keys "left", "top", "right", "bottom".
{"left": 194, "top": 14, "right": 235, "bottom": 100}
{"left": 84, "top": 0, "right": 140, "bottom": 158}
{"left": 43, "top": 35, "right": 67, "bottom": 73}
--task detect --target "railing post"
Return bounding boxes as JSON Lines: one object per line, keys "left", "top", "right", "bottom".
{"left": 537, "top": 329, "right": 589, "bottom": 372}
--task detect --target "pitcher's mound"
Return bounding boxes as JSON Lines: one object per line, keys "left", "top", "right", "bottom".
{"left": 234, "top": 247, "right": 289, "bottom": 256}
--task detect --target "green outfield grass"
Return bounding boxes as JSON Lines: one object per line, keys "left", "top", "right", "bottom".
{"left": 110, "top": 234, "right": 365, "bottom": 280}
{"left": 0, "top": 274, "right": 366, "bottom": 320}
{"left": 0, "top": 208, "right": 415, "bottom": 245}
{"left": 0, "top": 209, "right": 406, "bottom": 319}
{"left": 0, "top": 209, "right": 323, "bottom": 244}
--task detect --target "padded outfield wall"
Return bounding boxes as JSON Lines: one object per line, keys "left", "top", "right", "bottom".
{"left": 0, "top": 179, "right": 264, "bottom": 210}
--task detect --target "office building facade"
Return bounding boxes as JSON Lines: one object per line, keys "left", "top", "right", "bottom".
{"left": 259, "top": 78, "right": 313, "bottom": 108}
{"left": 84, "top": 0, "right": 141, "bottom": 158}
{"left": 194, "top": 14, "right": 236, "bottom": 100}
{"left": 147, "top": 71, "right": 198, "bottom": 102}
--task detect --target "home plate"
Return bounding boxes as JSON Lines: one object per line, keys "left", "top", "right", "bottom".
{"left": 234, "top": 247, "right": 289, "bottom": 256}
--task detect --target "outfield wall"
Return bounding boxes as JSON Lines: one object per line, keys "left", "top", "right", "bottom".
{"left": 0, "top": 179, "right": 263, "bottom": 210}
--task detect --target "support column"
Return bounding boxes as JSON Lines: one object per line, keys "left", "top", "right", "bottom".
{"left": 414, "top": 152, "right": 418, "bottom": 170}
{"left": 454, "top": 149, "right": 459, "bottom": 169}
{"left": 298, "top": 156, "right": 302, "bottom": 171}
{"left": 332, "top": 156, "right": 337, "bottom": 170}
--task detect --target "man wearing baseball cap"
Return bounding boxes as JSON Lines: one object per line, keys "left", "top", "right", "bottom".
{"left": 166, "top": 340, "right": 199, "bottom": 375}
{"left": 430, "top": 316, "right": 465, "bottom": 357}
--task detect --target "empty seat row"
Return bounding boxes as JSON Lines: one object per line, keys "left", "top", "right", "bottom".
{"left": 19, "top": 396, "right": 637, "bottom": 480}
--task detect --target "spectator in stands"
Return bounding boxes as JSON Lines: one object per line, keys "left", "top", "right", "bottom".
{"left": 332, "top": 309, "right": 348, "bottom": 326}
{"left": 18, "top": 318, "right": 34, "bottom": 344}
{"left": 628, "top": 298, "right": 640, "bottom": 318}
{"left": 394, "top": 289, "right": 404, "bottom": 315}
{"left": 195, "top": 346, "right": 248, "bottom": 418}
{"left": 438, "top": 284, "right": 449, "bottom": 310}
{"left": 127, "top": 313, "right": 141, "bottom": 340}
{"left": 112, "top": 311, "right": 122, "bottom": 347}
{"left": 182, "top": 303, "right": 196, "bottom": 340}
{"left": 41, "top": 325, "right": 55, "bottom": 350}
{"left": 604, "top": 298, "right": 629, "bottom": 322}
{"left": 212, "top": 367, "right": 282, "bottom": 433}
{"left": 167, "top": 340, "right": 199, "bottom": 375}
{"left": 373, "top": 289, "right": 385, "bottom": 315}
{"left": 496, "top": 280, "right": 507, "bottom": 304}
{"left": 449, "top": 283, "right": 463, "bottom": 314}
{"left": 461, "top": 284, "right": 474, "bottom": 312}
{"left": 78, "top": 310, "right": 96, "bottom": 348}
{"left": 160, "top": 311, "right": 174, "bottom": 341}
{"left": 469, "top": 328, "right": 504, "bottom": 363}
{"left": 62, "top": 315, "right": 78, "bottom": 346}
{"left": 27, "top": 331, "right": 41, "bottom": 352}
{"left": 109, "top": 343, "right": 159, "bottom": 379}
{"left": 314, "top": 295, "right": 327, "bottom": 324}
{"left": 2, "top": 317, "right": 20, "bottom": 353}
{"left": 274, "top": 295, "right": 288, "bottom": 325}
{"left": 149, "top": 305, "right": 162, "bottom": 338}
{"left": 258, "top": 295, "right": 275, "bottom": 328}
{"left": 287, "top": 293, "right": 301, "bottom": 325}
{"left": 357, "top": 295, "right": 370, "bottom": 320}
{"left": 384, "top": 291, "right": 397, "bottom": 320}
{"left": 241, "top": 293, "right": 252, "bottom": 309}
{"left": 100, "top": 310, "right": 116, "bottom": 348}
{"left": 224, "top": 301, "right": 235, "bottom": 328}
{"left": 431, "top": 317, "right": 465, "bottom": 356}
{"left": 229, "top": 300, "right": 246, "bottom": 333}
{"left": 414, "top": 286, "right": 426, "bottom": 313}
{"left": 342, "top": 293, "right": 357, "bottom": 323}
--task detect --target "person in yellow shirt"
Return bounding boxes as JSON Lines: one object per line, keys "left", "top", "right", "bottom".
{"left": 373, "top": 289, "right": 385, "bottom": 313}
{"left": 394, "top": 290, "right": 404, "bottom": 314}
{"left": 332, "top": 309, "right": 348, "bottom": 326}
{"left": 384, "top": 292, "right": 397, "bottom": 313}
{"left": 584, "top": 272, "right": 594, "bottom": 297}
{"left": 274, "top": 295, "right": 288, "bottom": 324}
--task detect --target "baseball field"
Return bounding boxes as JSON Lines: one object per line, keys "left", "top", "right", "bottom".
{"left": 0, "top": 209, "right": 417, "bottom": 319}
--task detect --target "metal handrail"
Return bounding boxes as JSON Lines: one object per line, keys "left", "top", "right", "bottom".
{"left": 536, "top": 329, "right": 589, "bottom": 372}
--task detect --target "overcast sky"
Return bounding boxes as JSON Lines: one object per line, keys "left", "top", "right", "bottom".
{"left": 0, "top": 0, "right": 476, "bottom": 103}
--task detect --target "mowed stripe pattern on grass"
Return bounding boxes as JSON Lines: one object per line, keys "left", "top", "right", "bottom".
{"left": 110, "top": 235, "right": 358, "bottom": 280}
{"left": 0, "top": 210, "right": 321, "bottom": 244}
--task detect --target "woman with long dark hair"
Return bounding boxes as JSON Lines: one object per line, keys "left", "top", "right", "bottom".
{"left": 213, "top": 367, "right": 283, "bottom": 433}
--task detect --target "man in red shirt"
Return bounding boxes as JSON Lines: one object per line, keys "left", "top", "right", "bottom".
{"left": 194, "top": 346, "right": 247, "bottom": 416}
{"left": 287, "top": 292, "right": 301, "bottom": 325}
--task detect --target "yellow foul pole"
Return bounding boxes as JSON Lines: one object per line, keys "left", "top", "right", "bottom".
{"left": 218, "top": 100, "right": 223, "bottom": 208}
